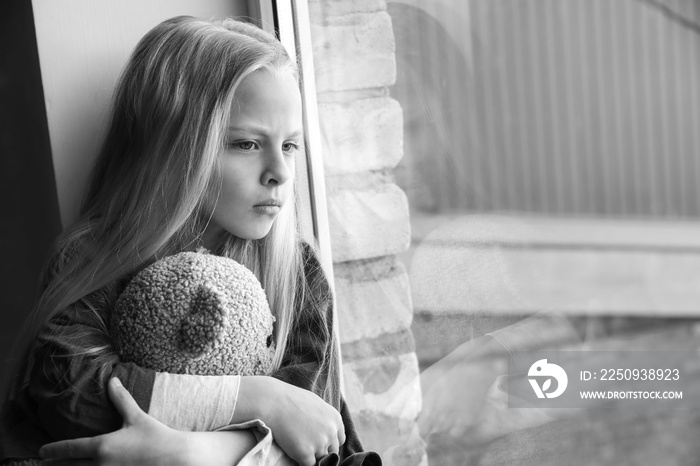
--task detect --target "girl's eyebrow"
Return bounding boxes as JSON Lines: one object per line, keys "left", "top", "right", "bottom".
{"left": 227, "top": 126, "right": 303, "bottom": 138}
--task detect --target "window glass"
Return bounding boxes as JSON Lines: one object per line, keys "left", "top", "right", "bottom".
{"left": 309, "top": 1, "right": 700, "bottom": 464}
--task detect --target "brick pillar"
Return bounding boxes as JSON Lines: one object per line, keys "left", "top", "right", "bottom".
{"left": 308, "top": 1, "right": 426, "bottom": 464}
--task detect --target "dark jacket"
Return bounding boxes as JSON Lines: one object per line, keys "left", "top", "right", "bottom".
{"left": 1, "top": 243, "right": 380, "bottom": 466}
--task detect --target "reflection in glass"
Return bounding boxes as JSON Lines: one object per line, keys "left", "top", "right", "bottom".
{"left": 389, "top": 1, "right": 700, "bottom": 464}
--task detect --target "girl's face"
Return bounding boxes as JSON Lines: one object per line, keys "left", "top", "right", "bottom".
{"left": 204, "top": 68, "right": 302, "bottom": 244}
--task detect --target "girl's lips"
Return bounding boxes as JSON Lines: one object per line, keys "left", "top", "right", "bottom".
{"left": 253, "top": 198, "right": 283, "bottom": 214}
{"left": 254, "top": 198, "right": 282, "bottom": 207}
{"left": 252, "top": 204, "right": 282, "bottom": 214}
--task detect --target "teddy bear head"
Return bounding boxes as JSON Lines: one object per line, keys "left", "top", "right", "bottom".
{"left": 112, "top": 251, "right": 275, "bottom": 376}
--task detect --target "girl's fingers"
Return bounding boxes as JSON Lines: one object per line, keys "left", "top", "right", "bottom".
{"left": 337, "top": 425, "right": 346, "bottom": 446}
{"left": 39, "top": 437, "right": 99, "bottom": 459}
{"left": 327, "top": 437, "right": 340, "bottom": 455}
{"left": 107, "top": 376, "right": 142, "bottom": 424}
{"left": 300, "top": 453, "right": 317, "bottom": 466}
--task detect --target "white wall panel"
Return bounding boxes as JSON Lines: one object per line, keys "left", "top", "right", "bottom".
{"left": 32, "top": 0, "right": 249, "bottom": 226}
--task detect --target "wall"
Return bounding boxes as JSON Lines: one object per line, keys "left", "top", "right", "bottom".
{"left": 31, "top": 0, "right": 249, "bottom": 228}
{"left": 308, "top": 1, "right": 425, "bottom": 464}
{"left": 0, "top": 0, "right": 62, "bottom": 386}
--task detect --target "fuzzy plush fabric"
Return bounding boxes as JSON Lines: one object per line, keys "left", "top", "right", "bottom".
{"left": 112, "top": 251, "right": 275, "bottom": 376}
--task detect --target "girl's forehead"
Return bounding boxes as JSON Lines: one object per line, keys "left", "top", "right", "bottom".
{"left": 228, "top": 69, "right": 302, "bottom": 128}
{"left": 235, "top": 68, "right": 299, "bottom": 101}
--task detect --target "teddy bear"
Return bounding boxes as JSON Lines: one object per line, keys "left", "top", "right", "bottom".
{"left": 111, "top": 250, "right": 275, "bottom": 376}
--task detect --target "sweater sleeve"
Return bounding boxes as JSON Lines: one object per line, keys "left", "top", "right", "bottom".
{"left": 148, "top": 372, "right": 240, "bottom": 431}
{"left": 27, "top": 292, "right": 248, "bottom": 441}
{"left": 27, "top": 303, "right": 156, "bottom": 440}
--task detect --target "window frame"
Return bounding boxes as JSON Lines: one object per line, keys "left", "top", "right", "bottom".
{"left": 249, "top": 0, "right": 335, "bottom": 277}
{"left": 250, "top": 0, "right": 344, "bottom": 386}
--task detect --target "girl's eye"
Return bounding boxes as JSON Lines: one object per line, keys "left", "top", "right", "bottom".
{"left": 228, "top": 140, "right": 258, "bottom": 151}
{"left": 282, "top": 142, "right": 300, "bottom": 153}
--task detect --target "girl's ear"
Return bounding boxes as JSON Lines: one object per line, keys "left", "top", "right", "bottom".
{"left": 178, "top": 284, "right": 228, "bottom": 357}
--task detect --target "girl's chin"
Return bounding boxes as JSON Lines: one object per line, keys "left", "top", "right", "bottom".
{"left": 204, "top": 219, "right": 275, "bottom": 244}
{"left": 233, "top": 224, "right": 274, "bottom": 241}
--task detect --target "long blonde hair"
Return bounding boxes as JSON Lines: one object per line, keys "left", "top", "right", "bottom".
{"left": 5, "top": 16, "right": 334, "bottom": 403}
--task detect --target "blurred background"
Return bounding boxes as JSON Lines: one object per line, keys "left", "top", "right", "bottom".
{"left": 388, "top": 1, "right": 700, "bottom": 464}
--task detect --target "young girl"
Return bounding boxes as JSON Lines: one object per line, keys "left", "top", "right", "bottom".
{"left": 0, "top": 16, "right": 379, "bottom": 466}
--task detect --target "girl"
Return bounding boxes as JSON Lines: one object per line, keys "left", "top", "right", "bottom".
{"left": 0, "top": 16, "right": 379, "bottom": 466}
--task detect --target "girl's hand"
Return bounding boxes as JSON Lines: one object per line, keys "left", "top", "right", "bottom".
{"left": 39, "top": 377, "right": 189, "bottom": 466}
{"left": 40, "top": 377, "right": 256, "bottom": 466}
{"left": 238, "top": 376, "right": 346, "bottom": 466}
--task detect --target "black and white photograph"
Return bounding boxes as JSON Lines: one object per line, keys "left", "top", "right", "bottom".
{"left": 2, "top": 1, "right": 700, "bottom": 465}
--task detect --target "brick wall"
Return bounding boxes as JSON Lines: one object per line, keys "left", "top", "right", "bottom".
{"left": 308, "top": 1, "right": 425, "bottom": 464}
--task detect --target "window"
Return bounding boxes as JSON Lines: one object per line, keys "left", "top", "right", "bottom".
{"left": 290, "top": 1, "right": 700, "bottom": 464}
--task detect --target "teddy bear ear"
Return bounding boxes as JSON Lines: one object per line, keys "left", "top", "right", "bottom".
{"left": 178, "top": 284, "right": 228, "bottom": 357}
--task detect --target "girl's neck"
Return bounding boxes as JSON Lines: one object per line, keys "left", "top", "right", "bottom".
{"left": 200, "top": 225, "right": 224, "bottom": 251}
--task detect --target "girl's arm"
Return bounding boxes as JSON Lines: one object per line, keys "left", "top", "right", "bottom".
{"left": 40, "top": 378, "right": 257, "bottom": 466}
{"left": 28, "top": 244, "right": 364, "bottom": 461}
{"left": 28, "top": 301, "right": 243, "bottom": 439}
{"left": 27, "top": 302, "right": 335, "bottom": 436}
{"left": 144, "top": 242, "right": 367, "bottom": 462}
{"left": 27, "top": 288, "right": 346, "bottom": 464}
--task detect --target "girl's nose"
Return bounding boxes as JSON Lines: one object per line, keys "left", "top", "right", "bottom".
{"left": 261, "top": 147, "right": 293, "bottom": 186}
